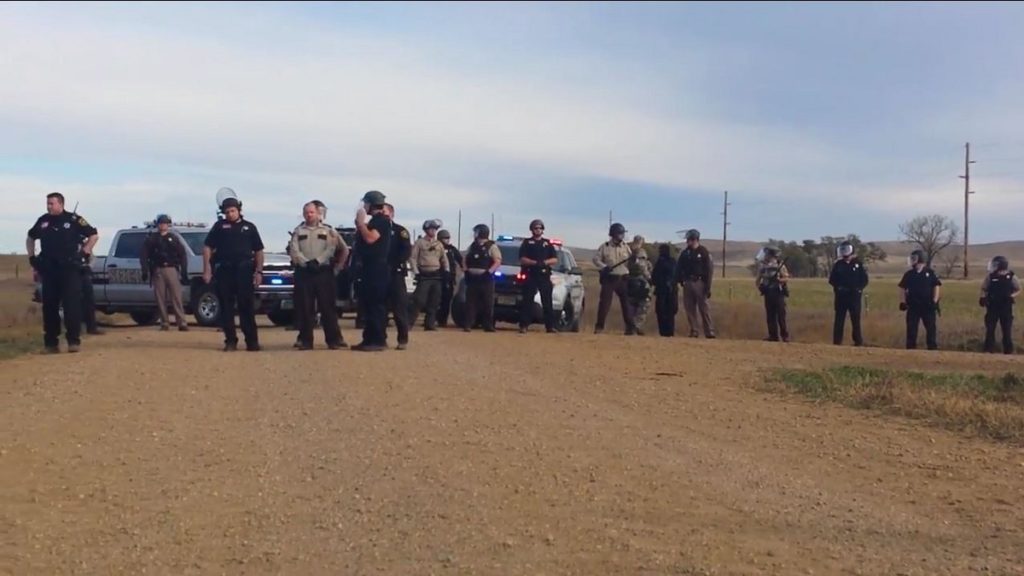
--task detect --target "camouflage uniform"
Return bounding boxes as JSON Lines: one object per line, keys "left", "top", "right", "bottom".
{"left": 626, "top": 241, "right": 653, "bottom": 334}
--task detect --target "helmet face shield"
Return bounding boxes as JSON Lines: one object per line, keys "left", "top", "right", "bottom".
{"left": 755, "top": 246, "right": 778, "bottom": 263}
{"left": 988, "top": 256, "right": 1009, "bottom": 273}
{"left": 837, "top": 242, "right": 854, "bottom": 259}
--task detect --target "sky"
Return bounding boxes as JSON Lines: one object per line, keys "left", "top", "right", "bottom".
{"left": 3, "top": 1, "right": 1024, "bottom": 254}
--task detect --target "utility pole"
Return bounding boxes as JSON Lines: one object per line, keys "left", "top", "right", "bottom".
{"left": 721, "top": 190, "right": 730, "bottom": 277}
{"left": 959, "top": 142, "right": 975, "bottom": 279}
{"left": 490, "top": 213, "right": 495, "bottom": 236}
{"left": 457, "top": 209, "right": 462, "bottom": 250}
{"left": 608, "top": 210, "right": 613, "bottom": 229}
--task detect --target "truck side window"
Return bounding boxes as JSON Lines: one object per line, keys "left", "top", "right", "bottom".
{"left": 113, "top": 233, "right": 146, "bottom": 259}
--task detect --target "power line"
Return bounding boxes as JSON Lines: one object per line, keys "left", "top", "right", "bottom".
{"left": 721, "top": 190, "right": 731, "bottom": 278}
{"left": 959, "top": 142, "right": 976, "bottom": 279}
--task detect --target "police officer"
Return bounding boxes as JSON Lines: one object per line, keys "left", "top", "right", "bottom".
{"left": 78, "top": 227, "right": 103, "bottom": 336}
{"left": 409, "top": 219, "right": 449, "bottom": 331}
{"left": 651, "top": 243, "right": 678, "bottom": 337}
{"left": 463, "top": 224, "right": 502, "bottom": 332}
{"left": 352, "top": 190, "right": 392, "bottom": 351}
{"left": 898, "top": 249, "right": 942, "bottom": 351}
{"left": 829, "top": 240, "right": 868, "bottom": 346}
{"left": 202, "top": 194, "right": 265, "bottom": 352}
{"left": 674, "top": 229, "right": 715, "bottom": 338}
{"left": 592, "top": 222, "right": 636, "bottom": 335}
{"left": 26, "top": 192, "right": 98, "bottom": 353}
{"left": 383, "top": 203, "right": 412, "bottom": 350}
{"left": 980, "top": 255, "right": 1021, "bottom": 354}
{"left": 289, "top": 201, "right": 344, "bottom": 350}
{"left": 756, "top": 246, "right": 790, "bottom": 342}
{"left": 626, "top": 235, "right": 653, "bottom": 335}
{"left": 141, "top": 214, "right": 189, "bottom": 331}
{"left": 518, "top": 219, "right": 559, "bottom": 334}
{"left": 438, "top": 229, "right": 463, "bottom": 328}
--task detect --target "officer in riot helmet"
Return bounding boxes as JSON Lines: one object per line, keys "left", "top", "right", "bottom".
{"left": 437, "top": 229, "right": 463, "bottom": 328}
{"left": 829, "top": 240, "right": 869, "bottom": 346}
{"left": 980, "top": 255, "right": 1021, "bottom": 354}
{"left": 352, "top": 190, "right": 392, "bottom": 351}
{"left": 518, "top": 219, "right": 559, "bottom": 334}
{"left": 755, "top": 245, "right": 790, "bottom": 342}
{"left": 463, "top": 224, "right": 502, "bottom": 332}
{"left": 202, "top": 190, "right": 265, "bottom": 352}
{"left": 592, "top": 222, "right": 636, "bottom": 334}
{"left": 898, "top": 249, "right": 941, "bottom": 350}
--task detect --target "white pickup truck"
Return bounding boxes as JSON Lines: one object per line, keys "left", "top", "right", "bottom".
{"left": 88, "top": 223, "right": 295, "bottom": 326}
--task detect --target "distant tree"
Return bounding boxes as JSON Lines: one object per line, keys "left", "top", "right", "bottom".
{"left": 642, "top": 242, "right": 679, "bottom": 261}
{"left": 898, "top": 214, "right": 960, "bottom": 266}
{"left": 938, "top": 249, "right": 962, "bottom": 278}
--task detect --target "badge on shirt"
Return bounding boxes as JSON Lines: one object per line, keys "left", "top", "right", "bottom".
{"left": 242, "top": 226, "right": 250, "bottom": 232}
{"left": 41, "top": 221, "right": 49, "bottom": 229}
{"left": 222, "top": 224, "right": 232, "bottom": 229}
{"left": 63, "top": 222, "right": 71, "bottom": 229}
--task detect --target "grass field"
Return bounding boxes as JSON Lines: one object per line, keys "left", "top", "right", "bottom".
{"left": 582, "top": 274, "right": 999, "bottom": 352}
{"left": 764, "top": 366, "right": 1024, "bottom": 443}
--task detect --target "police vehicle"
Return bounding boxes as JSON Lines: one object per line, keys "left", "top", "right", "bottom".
{"left": 451, "top": 234, "right": 585, "bottom": 331}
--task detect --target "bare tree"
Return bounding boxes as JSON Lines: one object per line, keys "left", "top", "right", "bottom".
{"left": 898, "top": 214, "right": 960, "bottom": 266}
{"left": 938, "top": 249, "right": 961, "bottom": 278}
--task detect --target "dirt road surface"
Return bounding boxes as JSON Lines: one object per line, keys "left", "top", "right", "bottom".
{"left": 2, "top": 323, "right": 1023, "bottom": 575}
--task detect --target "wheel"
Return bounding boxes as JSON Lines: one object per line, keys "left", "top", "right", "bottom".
{"left": 267, "top": 308, "right": 295, "bottom": 327}
{"left": 556, "top": 299, "right": 580, "bottom": 333}
{"left": 129, "top": 310, "right": 158, "bottom": 326}
{"left": 557, "top": 297, "right": 581, "bottom": 330}
{"left": 192, "top": 285, "right": 221, "bottom": 327}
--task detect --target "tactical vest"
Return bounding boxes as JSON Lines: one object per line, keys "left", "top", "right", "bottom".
{"left": 988, "top": 271, "right": 1015, "bottom": 304}
{"left": 466, "top": 241, "right": 495, "bottom": 271}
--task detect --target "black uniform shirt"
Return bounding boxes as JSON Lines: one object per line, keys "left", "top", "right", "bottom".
{"left": 443, "top": 244, "right": 463, "bottom": 274}
{"left": 204, "top": 218, "right": 264, "bottom": 265}
{"left": 28, "top": 211, "right": 97, "bottom": 262}
{"left": 357, "top": 213, "right": 392, "bottom": 276}
{"left": 143, "top": 232, "right": 188, "bottom": 270}
{"left": 519, "top": 237, "right": 557, "bottom": 275}
{"left": 676, "top": 245, "right": 713, "bottom": 281}
{"left": 388, "top": 222, "right": 412, "bottom": 275}
{"left": 898, "top": 267, "right": 941, "bottom": 305}
{"left": 829, "top": 258, "right": 869, "bottom": 292}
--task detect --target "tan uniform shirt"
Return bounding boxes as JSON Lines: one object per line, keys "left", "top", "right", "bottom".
{"left": 410, "top": 236, "right": 450, "bottom": 275}
{"left": 593, "top": 240, "right": 633, "bottom": 276}
{"left": 288, "top": 223, "right": 339, "bottom": 266}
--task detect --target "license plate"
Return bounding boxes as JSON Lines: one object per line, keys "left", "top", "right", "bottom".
{"left": 496, "top": 295, "right": 518, "bottom": 306}
{"left": 281, "top": 300, "right": 293, "bottom": 310}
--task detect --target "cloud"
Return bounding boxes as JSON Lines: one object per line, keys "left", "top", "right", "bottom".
{"left": 2, "top": 2, "right": 1024, "bottom": 252}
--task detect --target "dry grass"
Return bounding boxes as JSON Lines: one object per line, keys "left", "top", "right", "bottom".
{"left": 580, "top": 274, "right": 999, "bottom": 351}
{"left": 765, "top": 366, "right": 1024, "bottom": 443}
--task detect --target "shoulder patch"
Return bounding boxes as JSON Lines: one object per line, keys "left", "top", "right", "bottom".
{"left": 400, "top": 230, "right": 409, "bottom": 239}
{"left": 77, "top": 216, "right": 90, "bottom": 227}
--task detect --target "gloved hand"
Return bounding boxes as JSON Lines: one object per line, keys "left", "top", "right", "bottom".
{"left": 899, "top": 302, "right": 908, "bottom": 311}
{"left": 28, "top": 255, "right": 40, "bottom": 270}
{"left": 705, "top": 290, "right": 712, "bottom": 300}
{"left": 979, "top": 297, "right": 988, "bottom": 308}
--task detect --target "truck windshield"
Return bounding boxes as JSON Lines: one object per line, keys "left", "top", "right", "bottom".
{"left": 180, "top": 231, "right": 207, "bottom": 255}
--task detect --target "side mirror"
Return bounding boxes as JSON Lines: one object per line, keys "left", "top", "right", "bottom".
{"left": 569, "top": 267, "right": 583, "bottom": 275}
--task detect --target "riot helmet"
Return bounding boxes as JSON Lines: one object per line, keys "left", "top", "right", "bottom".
{"left": 988, "top": 255, "right": 1009, "bottom": 273}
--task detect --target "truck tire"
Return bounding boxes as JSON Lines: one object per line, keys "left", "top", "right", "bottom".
{"left": 558, "top": 298, "right": 582, "bottom": 333}
{"left": 192, "top": 285, "right": 221, "bottom": 327}
{"left": 267, "top": 308, "right": 295, "bottom": 327}
{"left": 129, "top": 311, "right": 158, "bottom": 326}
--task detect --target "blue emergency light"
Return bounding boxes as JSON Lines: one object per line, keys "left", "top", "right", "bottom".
{"left": 270, "top": 278, "right": 284, "bottom": 285}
